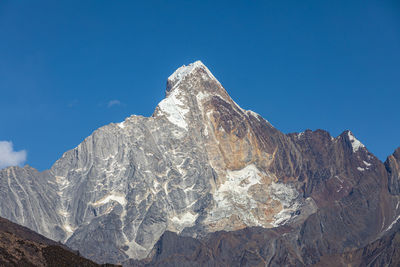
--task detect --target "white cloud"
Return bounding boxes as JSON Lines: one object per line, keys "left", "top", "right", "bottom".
{"left": 0, "top": 141, "right": 27, "bottom": 169}
{"left": 107, "top": 100, "right": 121, "bottom": 108}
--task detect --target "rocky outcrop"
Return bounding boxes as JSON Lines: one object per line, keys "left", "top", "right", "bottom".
{"left": 385, "top": 148, "right": 400, "bottom": 195}
{"left": 0, "top": 61, "right": 399, "bottom": 265}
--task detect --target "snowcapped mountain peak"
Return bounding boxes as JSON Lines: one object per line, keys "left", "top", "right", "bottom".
{"left": 168, "top": 61, "right": 205, "bottom": 82}
{"left": 153, "top": 60, "right": 234, "bottom": 131}
{"left": 166, "top": 60, "right": 220, "bottom": 93}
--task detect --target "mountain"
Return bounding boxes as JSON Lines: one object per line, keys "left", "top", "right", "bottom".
{"left": 0, "top": 216, "right": 119, "bottom": 266}
{"left": 0, "top": 61, "right": 399, "bottom": 265}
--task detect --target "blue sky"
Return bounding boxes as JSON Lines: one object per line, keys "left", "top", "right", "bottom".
{"left": 0, "top": 0, "right": 399, "bottom": 170}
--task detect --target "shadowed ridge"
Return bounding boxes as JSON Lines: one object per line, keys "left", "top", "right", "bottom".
{"left": 0, "top": 216, "right": 120, "bottom": 266}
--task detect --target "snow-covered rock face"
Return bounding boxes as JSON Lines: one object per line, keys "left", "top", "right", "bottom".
{"left": 348, "top": 131, "right": 365, "bottom": 152}
{"left": 0, "top": 61, "right": 314, "bottom": 264}
{"left": 205, "top": 164, "right": 307, "bottom": 230}
{"left": 155, "top": 88, "right": 190, "bottom": 130}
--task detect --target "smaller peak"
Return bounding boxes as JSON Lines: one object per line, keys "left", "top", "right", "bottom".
{"left": 166, "top": 60, "right": 217, "bottom": 92}
{"left": 341, "top": 130, "right": 365, "bottom": 153}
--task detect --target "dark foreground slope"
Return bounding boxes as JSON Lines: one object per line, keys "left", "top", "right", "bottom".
{"left": 0, "top": 216, "right": 119, "bottom": 267}
{"left": 316, "top": 226, "right": 400, "bottom": 267}
{"left": 130, "top": 223, "right": 400, "bottom": 267}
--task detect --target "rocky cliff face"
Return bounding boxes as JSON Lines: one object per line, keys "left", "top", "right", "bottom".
{"left": 0, "top": 61, "right": 399, "bottom": 265}
{"left": 386, "top": 148, "right": 400, "bottom": 195}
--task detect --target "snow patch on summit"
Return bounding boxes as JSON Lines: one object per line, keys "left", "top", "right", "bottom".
{"left": 168, "top": 60, "right": 218, "bottom": 90}
{"left": 348, "top": 131, "right": 365, "bottom": 152}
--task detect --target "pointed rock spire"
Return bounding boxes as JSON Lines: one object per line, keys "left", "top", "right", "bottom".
{"left": 166, "top": 60, "right": 218, "bottom": 93}
{"left": 153, "top": 60, "right": 234, "bottom": 130}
